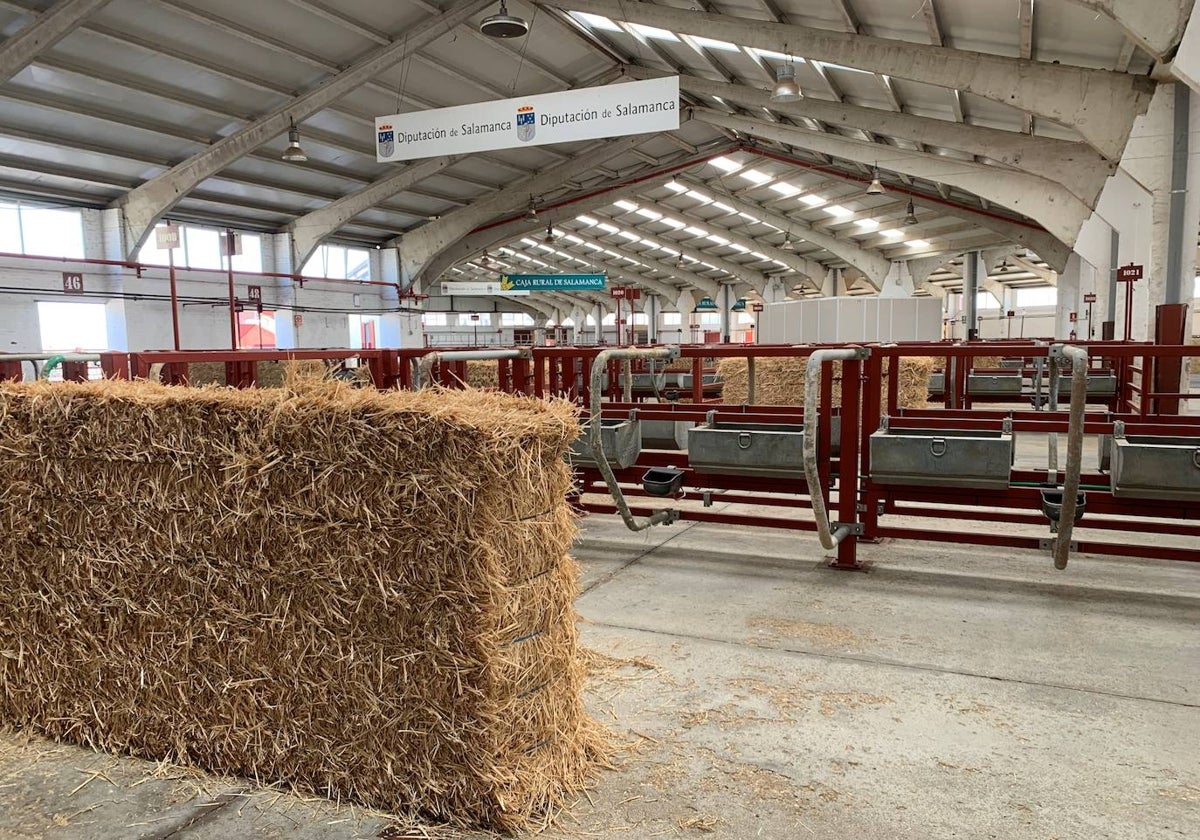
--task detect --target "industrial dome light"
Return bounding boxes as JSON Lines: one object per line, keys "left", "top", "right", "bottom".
{"left": 903, "top": 198, "right": 918, "bottom": 226}
{"left": 781, "top": 232, "right": 795, "bottom": 251}
{"left": 542, "top": 222, "right": 557, "bottom": 244}
{"left": 282, "top": 119, "right": 308, "bottom": 163}
{"left": 525, "top": 196, "right": 538, "bottom": 221}
{"left": 770, "top": 64, "right": 801, "bottom": 103}
{"left": 480, "top": 1, "right": 529, "bottom": 38}
{"left": 866, "top": 164, "right": 885, "bottom": 195}
{"left": 998, "top": 259, "right": 1011, "bottom": 273}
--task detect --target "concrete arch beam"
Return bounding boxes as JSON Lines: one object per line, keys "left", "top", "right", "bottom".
{"left": 654, "top": 71, "right": 1114, "bottom": 207}
{"left": 696, "top": 110, "right": 1091, "bottom": 251}
{"left": 0, "top": 0, "right": 114, "bottom": 84}
{"left": 111, "top": 0, "right": 494, "bottom": 258}
{"left": 546, "top": 0, "right": 1155, "bottom": 159}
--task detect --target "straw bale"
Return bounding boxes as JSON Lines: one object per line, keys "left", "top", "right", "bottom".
{"left": 183, "top": 359, "right": 359, "bottom": 388}
{"left": 0, "top": 380, "right": 603, "bottom": 832}
{"left": 716, "top": 356, "right": 936, "bottom": 408}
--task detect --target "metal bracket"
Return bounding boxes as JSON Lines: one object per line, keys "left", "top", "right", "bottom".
{"left": 1039, "top": 537, "right": 1079, "bottom": 552}
{"left": 832, "top": 522, "right": 865, "bottom": 536}
{"left": 1113, "top": 420, "right": 1126, "bottom": 440}
{"left": 880, "top": 415, "right": 891, "bottom": 432}
{"left": 702, "top": 490, "right": 714, "bottom": 508}
{"left": 1002, "top": 416, "right": 1013, "bottom": 434}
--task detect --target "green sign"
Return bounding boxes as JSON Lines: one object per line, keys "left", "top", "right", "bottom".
{"left": 499, "top": 273, "right": 606, "bottom": 291}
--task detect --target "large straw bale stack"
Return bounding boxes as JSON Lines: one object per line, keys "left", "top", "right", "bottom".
{"left": 716, "top": 356, "right": 936, "bottom": 408}
{"left": 0, "top": 380, "right": 602, "bottom": 832}
{"left": 184, "top": 359, "right": 370, "bottom": 388}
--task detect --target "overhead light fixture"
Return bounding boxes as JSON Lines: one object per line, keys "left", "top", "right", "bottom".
{"left": 525, "top": 196, "right": 538, "bottom": 221}
{"left": 903, "top": 198, "right": 918, "bottom": 226}
{"left": 479, "top": 0, "right": 529, "bottom": 38}
{"left": 781, "top": 230, "right": 795, "bottom": 251}
{"left": 542, "top": 222, "right": 557, "bottom": 244}
{"left": 866, "top": 164, "right": 885, "bottom": 195}
{"left": 770, "top": 63, "right": 802, "bottom": 103}
{"left": 675, "top": 254, "right": 686, "bottom": 269}
{"left": 481, "top": 250, "right": 494, "bottom": 268}
{"left": 282, "top": 118, "right": 307, "bottom": 163}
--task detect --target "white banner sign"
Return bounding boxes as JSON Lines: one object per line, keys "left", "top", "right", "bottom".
{"left": 441, "top": 281, "right": 530, "bottom": 297}
{"left": 376, "top": 76, "right": 680, "bottom": 162}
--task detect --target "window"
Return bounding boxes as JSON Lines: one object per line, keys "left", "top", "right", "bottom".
{"left": 0, "top": 202, "right": 85, "bottom": 258}
{"left": 301, "top": 244, "right": 371, "bottom": 281}
{"left": 602, "top": 313, "right": 617, "bottom": 326}
{"left": 663, "top": 312, "right": 682, "bottom": 326}
{"left": 630, "top": 313, "right": 648, "bottom": 325}
{"left": 38, "top": 302, "right": 107, "bottom": 352}
{"left": 423, "top": 312, "right": 448, "bottom": 327}
{"left": 1014, "top": 287, "right": 1057, "bottom": 308}
{"left": 238, "top": 311, "right": 276, "bottom": 349}
{"left": 138, "top": 224, "right": 263, "bottom": 272}
{"left": 501, "top": 312, "right": 534, "bottom": 327}
{"left": 348, "top": 314, "right": 380, "bottom": 349}
{"left": 976, "top": 291, "right": 1001, "bottom": 310}
{"left": 696, "top": 312, "right": 721, "bottom": 326}
{"left": 1193, "top": 275, "right": 1199, "bottom": 298}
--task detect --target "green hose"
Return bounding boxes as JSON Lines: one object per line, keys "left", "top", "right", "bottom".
{"left": 39, "top": 354, "right": 67, "bottom": 381}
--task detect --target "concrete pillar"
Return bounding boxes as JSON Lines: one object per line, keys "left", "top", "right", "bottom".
{"left": 879, "top": 261, "right": 916, "bottom": 298}
{"left": 718, "top": 285, "right": 734, "bottom": 343}
{"left": 761, "top": 276, "right": 789, "bottom": 303}
{"left": 963, "top": 252, "right": 981, "bottom": 339}
{"left": 644, "top": 294, "right": 660, "bottom": 343}
{"left": 1055, "top": 253, "right": 1085, "bottom": 339}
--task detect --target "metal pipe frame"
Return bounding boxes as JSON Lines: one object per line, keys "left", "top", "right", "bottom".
{"left": 73, "top": 339, "right": 1200, "bottom": 569}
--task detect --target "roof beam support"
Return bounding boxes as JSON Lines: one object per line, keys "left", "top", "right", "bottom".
{"left": 397, "top": 132, "right": 658, "bottom": 286}
{"left": 647, "top": 70, "right": 1115, "bottom": 206}
{"left": 749, "top": 146, "right": 1073, "bottom": 270}
{"left": 549, "top": 0, "right": 1155, "bottom": 158}
{"left": 110, "top": 0, "right": 493, "bottom": 258}
{"left": 1063, "top": 0, "right": 1194, "bottom": 59}
{"left": 0, "top": 0, "right": 112, "bottom": 83}
{"left": 287, "top": 156, "right": 458, "bottom": 270}
{"left": 693, "top": 110, "right": 1092, "bottom": 249}
{"left": 679, "top": 175, "right": 891, "bottom": 286}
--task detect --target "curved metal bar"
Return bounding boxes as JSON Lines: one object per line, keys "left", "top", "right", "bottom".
{"left": 1050, "top": 343, "right": 1088, "bottom": 570}
{"left": 589, "top": 346, "right": 681, "bottom": 531}
{"left": 416, "top": 348, "right": 530, "bottom": 388}
{"left": 803, "top": 347, "right": 870, "bottom": 549}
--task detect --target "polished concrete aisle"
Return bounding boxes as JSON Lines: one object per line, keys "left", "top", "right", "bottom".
{"left": 0, "top": 516, "right": 1196, "bottom": 839}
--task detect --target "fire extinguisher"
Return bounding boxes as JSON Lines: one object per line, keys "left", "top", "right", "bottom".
{"left": 1069, "top": 329, "right": 1077, "bottom": 341}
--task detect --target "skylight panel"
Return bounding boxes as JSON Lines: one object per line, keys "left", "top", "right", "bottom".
{"left": 692, "top": 36, "right": 738, "bottom": 52}
{"left": 855, "top": 219, "right": 879, "bottom": 231}
{"left": 570, "top": 12, "right": 621, "bottom": 31}
{"left": 709, "top": 156, "right": 743, "bottom": 173}
{"left": 663, "top": 181, "right": 688, "bottom": 193}
{"left": 770, "top": 182, "right": 800, "bottom": 197}
{"left": 614, "top": 199, "right": 638, "bottom": 212}
{"left": 800, "top": 194, "right": 827, "bottom": 208}
{"left": 660, "top": 217, "right": 686, "bottom": 229}
{"left": 596, "top": 222, "right": 619, "bottom": 234}
{"left": 824, "top": 204, "right": 853, "bottom": 218}
{"left": 880, "top": 229, "right": 904, "bottom": 238}
{"left": 686, "top": 190, "right": 713, "bottom": 203}
{"left": 738, "top": 169, "right": 772, "bottom": 185}
{"left": 684, "top": 226, "right": 707, "bottom": 237}
{"left": 712, "top": 202, "right": 734, "bottom": 214}
{"left": 908, "top": 239, "right": 930, "bottom": 248}
{"left": 575, "top": 215, "right": 598, "bottom": 226}
{"left": 706, "top": 234, "right": 729, "bottom": 245}
{"left": 629, "top": 23, "right": 678, "bottom": 41}
{"left": 635, "top": 207, "right": 662, "bottom": 220}
{"left": 618, "top": 231, "right": 640, "bottom": 241}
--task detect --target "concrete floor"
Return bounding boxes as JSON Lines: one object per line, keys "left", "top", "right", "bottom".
{"left": 1, "top": 512, "right": 1198, "bottom": 839}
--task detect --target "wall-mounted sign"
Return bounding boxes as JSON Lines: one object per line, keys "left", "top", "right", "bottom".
{"left": 155, "top": 225, "right": 180, "bottom": 250}
{"left": 1083, "top": 292, "right": 1097, "bottom": 303}
{"left": 752, "top": 302, "right": 765, "bottom": 313}
{"left": 247, "top": 285, "right": 262, "bottom": 302}
{"left": 374, "top": 77, "right": 680, "bottom": 162}
{"left": 500, "top": 273, "right": 606, "bottom": 292}
{"left": 440, "top": 281, "right": 530, "bottom": 296}
{"left": 1006, "top": 310, "right": 1015, "bottom": 318}
{"left": 1069, "top": 311, "right": 1078, "bottom": 322}
{"left": 62, "top": 272, "right": 84, "bottom": 293}
{"left": 610, "top": 286, "right": 641, "bottom": 300}
{"left": 1116, "top": 263, "right": 1143, "bottom": 282}
{"left": 219, "top": 232, "right": 242, "bottom": 258}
